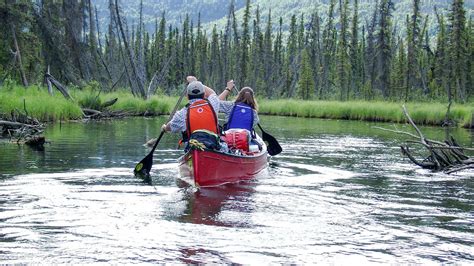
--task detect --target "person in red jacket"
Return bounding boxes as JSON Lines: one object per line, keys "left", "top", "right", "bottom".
{"left": 161, "top": 76, "right": 220, "bottom": 150}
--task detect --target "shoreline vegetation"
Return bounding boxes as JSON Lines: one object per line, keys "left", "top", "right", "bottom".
{"left": 0, "top": 86, "right": 473, "bottom": 128}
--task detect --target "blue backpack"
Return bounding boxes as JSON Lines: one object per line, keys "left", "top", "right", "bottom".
{"left": 225, "top": 103, "right": 254, "bottom": 131}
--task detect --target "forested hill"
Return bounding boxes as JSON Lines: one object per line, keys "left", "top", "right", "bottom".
{"left": 94, "top": 0, "right": 473, "bottom": 33}
{"left": 94, "top": 0, "right": 246, "bottom": 33}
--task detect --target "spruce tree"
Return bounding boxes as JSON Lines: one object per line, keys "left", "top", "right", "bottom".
{"left": 375, "top": 0, "right": 393, "bottom": 99}
{"left": 297, "top": 48, "right": 315, "bottom": 100}
{"left": 263, "top": 9, "right": 274, "bottom": 98}
{"left": 322, "top": 0, "right": 337, "bottom": 99}
{"left": 350, "top": 0, "right": 360, "bottom": 98}
{"left": 239, "top": 0, "right": 251, "bottom": 87}
{"left": 273, "top": 17, "right": 284, "bottom": 95}
{"left": 406, "top": 0, "right": 421, "bottom": 100}
{"left": 337, "top": 0, "right": 350, "bottom": 100}
{"left": 209, "top": 25, "right": 222, "bottom": 89}
{"left": 308, "top": 11, "right": 322, "bottom": 99}
{"left": 250, "top": 6, "right": 263, "bottom": 91}
{"left": 447, "top": 0, "right": 469, "bottom": 102}
{"left": 286, "top": 14, "right": 298, "bottom": 97}
{"left": 432, "top": 8, "right": 449, "bottom": 99}
{"left": 391, "top": 37, "right": 407, "bottom": 100}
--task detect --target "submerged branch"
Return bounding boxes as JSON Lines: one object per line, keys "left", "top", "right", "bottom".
{"left": 375, "top": 106, "right": 473, "bottom": 174}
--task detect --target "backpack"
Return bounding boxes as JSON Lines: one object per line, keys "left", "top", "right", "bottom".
{"left": 187, "top": 130, "right": 220, "bottom": 151}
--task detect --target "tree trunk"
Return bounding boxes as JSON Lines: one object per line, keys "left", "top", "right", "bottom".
{"left": 11, "top": 25, "right": 28, "bottom": 87}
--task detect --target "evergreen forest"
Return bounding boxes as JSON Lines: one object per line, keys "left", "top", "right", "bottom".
{"left": 0, "top": 0, "right": 472, "bottom": 104}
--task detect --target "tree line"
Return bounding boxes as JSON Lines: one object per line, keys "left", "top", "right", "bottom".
{"left": 0, "top": 0, "right": 472, "bottom": 103}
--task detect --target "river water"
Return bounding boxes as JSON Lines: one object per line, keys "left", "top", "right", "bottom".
{"left": 0, "top": 116, "right": 473, "bottom": 264}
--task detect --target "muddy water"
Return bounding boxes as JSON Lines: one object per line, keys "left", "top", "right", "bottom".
{"left": 0, "top": 117, "right": 472, "bottom": 263}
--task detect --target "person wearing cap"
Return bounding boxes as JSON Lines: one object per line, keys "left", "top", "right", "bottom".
{"left": 218, "top": 80, "right": 260, "bottom": 132}
{"left": 161, "top": 76, "right": 220, "bottom": 149}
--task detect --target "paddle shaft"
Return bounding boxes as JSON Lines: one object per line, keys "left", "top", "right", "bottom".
{"left": 150, "top": 86, "right": 188, "bottom": 150}
{"left": 134, "top": 84, "right": 188, "bottom": 176}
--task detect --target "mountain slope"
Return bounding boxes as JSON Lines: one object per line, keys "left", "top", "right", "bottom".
{"left": 95, "top": 0, "right": 473, "bottom": 35}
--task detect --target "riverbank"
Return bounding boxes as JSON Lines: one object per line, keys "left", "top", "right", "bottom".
{"left": 259, "top": 100, "right": 474, "bottom": 128}
{"left": 1, "top": 85, "right": 472, "bottom": 127}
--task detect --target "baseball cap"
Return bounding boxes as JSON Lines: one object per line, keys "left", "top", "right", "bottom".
{"left": 187, "top": 81, "right": 205, "bottom": 96}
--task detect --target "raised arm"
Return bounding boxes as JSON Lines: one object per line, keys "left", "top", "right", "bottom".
{"left": 218, "top": 80, "right": 235, "bottom": 100}
{"left": 186, "top": 75, "right": 216, "bottom": 98}
{"left": 204, "top": 85, "right": 216, "bottom": 98}
{"left": 186, "top": 75, "right": 197, "bottom": 83}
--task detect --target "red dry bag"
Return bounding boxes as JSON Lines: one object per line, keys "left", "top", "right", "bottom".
{"left": 223, "top": 129, "right": 250, "bottom": 151}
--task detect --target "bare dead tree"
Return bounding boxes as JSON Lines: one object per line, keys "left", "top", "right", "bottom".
{"left": 94, "top": 5, "right": 113, "bottom": 84}
{"left": 45, "top": 65, "right": 53, "bottom": 95}
{"left": 114, "top": 0, "right": 146, "bottom": 98}
{"left": 375, "top": 105, "right": 473, "bottom": 174}
{"left": 10, "top": 25, "right": 29, "bottom": 87}
{"left": 147, "top": 53, "right": 174, "bottom": 97}
{"left": 44, "top": 72, "right": 73, "bottom": 100}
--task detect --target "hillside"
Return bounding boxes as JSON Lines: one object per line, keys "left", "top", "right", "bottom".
{"left": 95, "top": 0, "right": 473, "bottom": 35}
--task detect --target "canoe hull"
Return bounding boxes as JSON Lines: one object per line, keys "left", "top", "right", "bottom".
{"left": 178, "top": 149, "right": 268, "bottom": 187}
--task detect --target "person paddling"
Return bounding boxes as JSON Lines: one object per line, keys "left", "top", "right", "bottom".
{"left": 161, "top": 76, "right": 220, "bottom": 150}
{"left": 218, "top": 80, "right": 260, "bottom": 131}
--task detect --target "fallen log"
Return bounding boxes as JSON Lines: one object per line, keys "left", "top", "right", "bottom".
{"left": 0, "top": 120, "right": 37, "bottom": 128}
{"left": 44, "top": 72, "right": 73, "bottom": 100}
{"left": 82, "top": 108, "right": 128, "bottom": 119}
{"left": 101, "top": 97, "right": 118, "bottom": 108}
{"left": 82, "top": 108, "right": 102, "bottom": 116}
{"left": 375, "top": 105, "right": 473, "bottom": 174}
{"left": 1, "top": 111, "right": 45, "bottom": 145}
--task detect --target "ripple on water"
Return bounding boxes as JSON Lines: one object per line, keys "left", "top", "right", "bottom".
{"left": 0, "top": 117, "right": 473, "bottom": 263}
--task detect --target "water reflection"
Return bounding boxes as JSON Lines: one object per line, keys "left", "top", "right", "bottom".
{"left": 178, "top": 182, "right": 256, "bottom": 227}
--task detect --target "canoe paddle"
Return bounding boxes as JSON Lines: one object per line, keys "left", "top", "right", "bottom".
{"left": 134, "top": 85, "right": 188, "bottom": 180}
{"left": 257, "top": 123, "right": 282, "bottom": 156}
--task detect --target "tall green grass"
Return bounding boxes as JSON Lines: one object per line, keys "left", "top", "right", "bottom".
{"left": 1, "top": 84, "right": 472, "bottom": 127}
{"left": 259, "top": 100, "right": 473, "bottom": 127}
{"left": 72, "top": 89, "right": 175, "bottom": 115}
{"left": 0, "top": 85, "right": 83, "bottom": 121}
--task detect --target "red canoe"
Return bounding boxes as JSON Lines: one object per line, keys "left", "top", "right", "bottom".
{"left": 178, "top": 147, "right": 268, "bottom": 187}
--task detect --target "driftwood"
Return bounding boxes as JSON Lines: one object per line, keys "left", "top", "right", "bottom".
{"left": 101, "top": 97, "right": 118, "bottom": 108}
{"left": 44, "top": 72, "right": 73, "bottom": 100}
{"left": 375, "top": 105, "right": 473, "bottom": 174}
{"left": 1, "top": 110, "right": 46, "bottom": 148}
{"left": 81, "top": 97, "right": 122, "bottom": 119}
{"left": 82, "top": 108, "right": 128, "bottom": 119}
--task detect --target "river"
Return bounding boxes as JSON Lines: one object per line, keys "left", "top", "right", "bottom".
{"left": 0, "top": 116, "right": 473, "bottom": 264}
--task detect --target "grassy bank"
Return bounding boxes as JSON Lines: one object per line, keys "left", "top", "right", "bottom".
{"left": 0, "top": 85, "right": 472, "bottom": 127}
{"left": 259, "top": 100, "right": 473, "bottom": 127}
{"left": 0, "top": 84, "right": 83, "bottom": 121}
{"left": 0, "top": 85, "right": 177, "bottom": 121}
{"left": 72, "top": 89, "right": 176, "bottom": 115}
